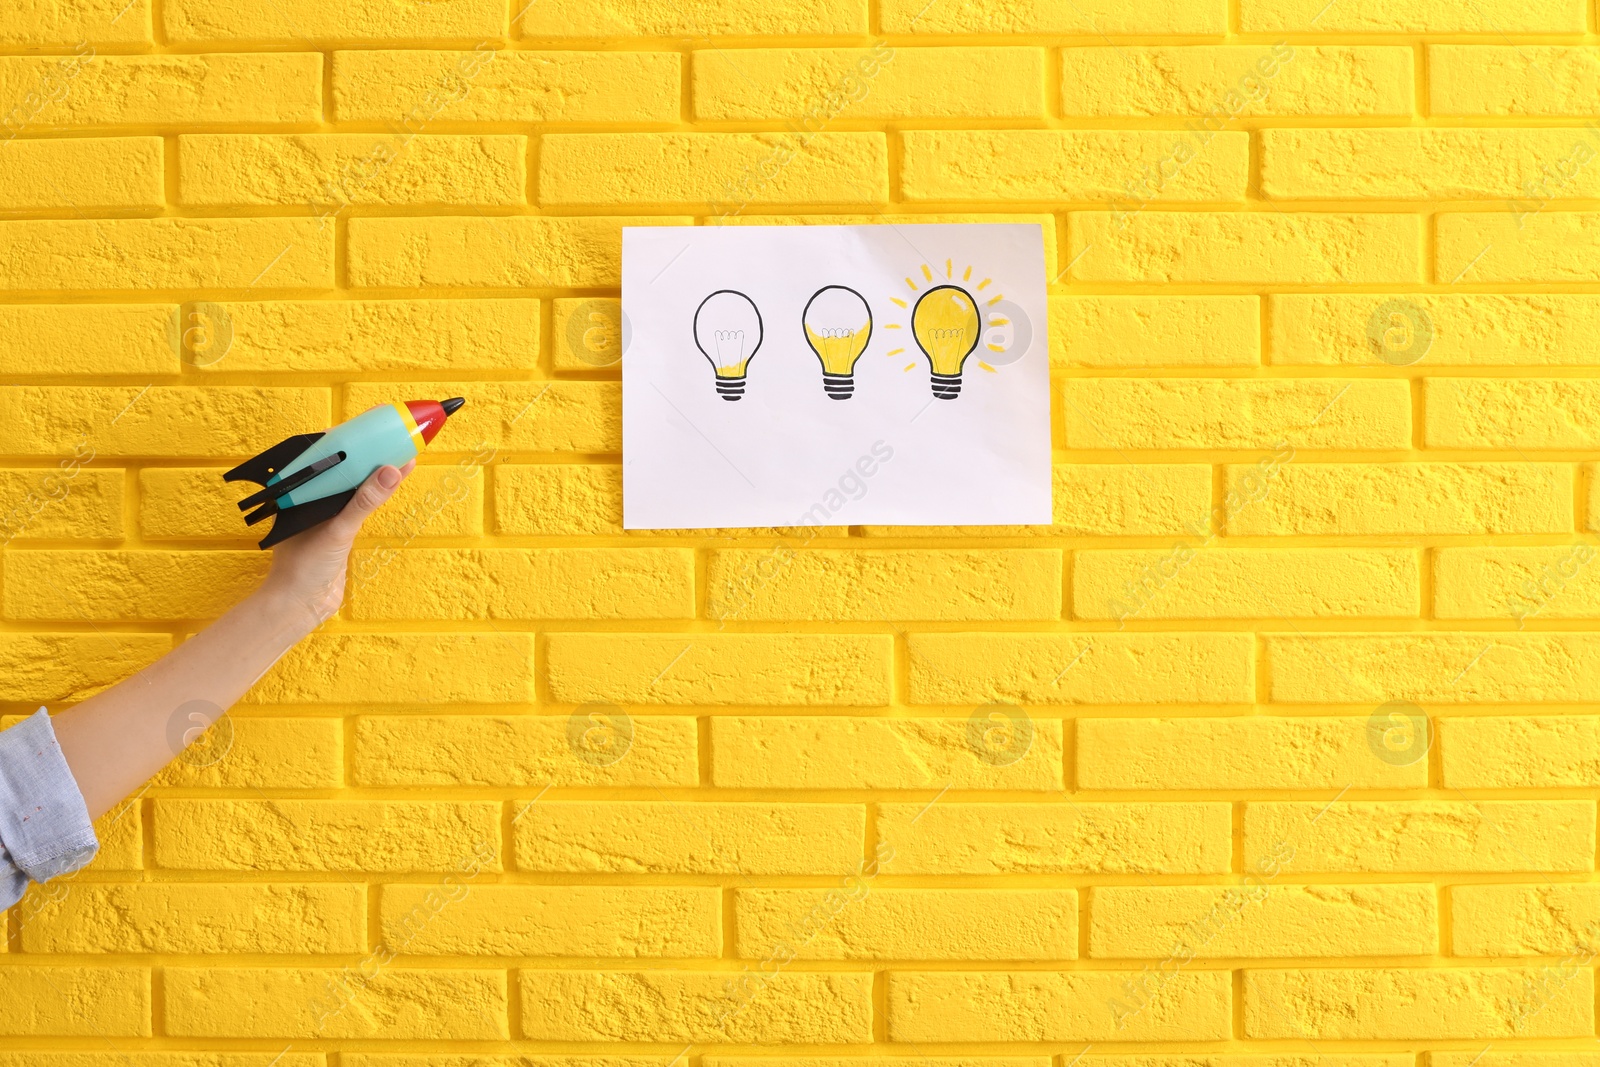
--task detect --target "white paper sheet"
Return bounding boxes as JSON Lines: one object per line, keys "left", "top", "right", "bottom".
{"left": 621, "top": 223, "right": 1051, "bottom": 529}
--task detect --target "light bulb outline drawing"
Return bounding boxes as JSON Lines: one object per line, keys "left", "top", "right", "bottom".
{"left": 802, "top": 285, "right": 873, "bottom": 400}
{"left": 911, "top": 283, "right": 981, "bottom": 400}
{"left": 693, "top": 289, "right": 764, "bottom": 401}
{"left": 888, "top": 260, "right": 1012, "bottom": 400}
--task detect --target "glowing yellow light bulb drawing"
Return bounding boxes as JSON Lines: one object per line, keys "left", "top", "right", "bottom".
{"left": 911, "top": 283, "right": 982, "bottom": 399}
{"left": 802, "top": 285, "right": 872, "bottom": 400}
{"left": 693, "top": 289, "right": 764, "bottom": 401}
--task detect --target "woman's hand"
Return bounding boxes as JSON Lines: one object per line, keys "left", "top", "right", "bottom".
{"left": 257, "top": 460, "right": 414, "bottom": 633}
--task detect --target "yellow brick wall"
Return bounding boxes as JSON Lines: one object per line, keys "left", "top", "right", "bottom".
{"left": 4, "top": 0, "right": 1600, "bottom": 1057}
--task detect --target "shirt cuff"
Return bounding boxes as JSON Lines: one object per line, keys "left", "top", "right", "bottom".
{"left": 0, "top": 708, "right": 98, "bottom": 886}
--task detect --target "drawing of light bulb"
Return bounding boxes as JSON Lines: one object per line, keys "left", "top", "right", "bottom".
{"left": 911, "top": 284, "right": 982, "bottom": 400}
{"left": 693, "top": 289, "right": 763, "bottom": 401}
{"left": 801, "top": 286, "right": 872, "bottom": 400}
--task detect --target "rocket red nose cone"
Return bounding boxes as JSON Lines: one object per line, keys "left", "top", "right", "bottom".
{"left": 404, "top": 399, "right": 449, "bottom": 445}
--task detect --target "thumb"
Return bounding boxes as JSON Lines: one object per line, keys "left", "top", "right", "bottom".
{"left": 328, "top": 463, "right": 409, "bottom": 540}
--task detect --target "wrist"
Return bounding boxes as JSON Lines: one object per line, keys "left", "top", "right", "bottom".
{"left": 244, "top": 582, "right": 327, "bottom": 646}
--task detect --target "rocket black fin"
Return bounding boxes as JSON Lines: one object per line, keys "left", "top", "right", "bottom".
{"left": 237, "top": 451, "right": 347, "bottom": 512}
{"left": 225, "top": 432, "right": 325, "bottom": 487}
{"left": 257, "top": 488, "right": 358, "bottom": 550}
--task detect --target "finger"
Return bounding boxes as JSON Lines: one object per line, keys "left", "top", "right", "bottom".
{"left": 328, "top": 464, "right": 408, "bottom": 539}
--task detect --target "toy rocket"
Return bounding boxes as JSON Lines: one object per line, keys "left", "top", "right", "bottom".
{"left": 225, "top": 398, "right": 465, "bottom": 549}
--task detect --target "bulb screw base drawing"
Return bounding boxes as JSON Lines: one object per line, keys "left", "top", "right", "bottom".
{"left": 930, "top": 373, "right": 962, "bottom": 400}
{"left": 715, "top": 376, "right": 747, "bottom": 401}
{"left": 822, "top": 374, "right": 855, "bottom": 400}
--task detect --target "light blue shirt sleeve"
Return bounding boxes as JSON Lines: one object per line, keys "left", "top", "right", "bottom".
{"left": 0, "top": 708, "right": 99, "bottom": 911}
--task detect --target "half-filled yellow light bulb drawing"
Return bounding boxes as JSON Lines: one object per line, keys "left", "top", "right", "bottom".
{"left": 891, "top": 261, "right": 1009, "bottom": 400}
{"left": 693, "top": 289, "right": 763, "bottom": 401}
{"left": 802, "top": 285, "right": 872, "bottom": 399}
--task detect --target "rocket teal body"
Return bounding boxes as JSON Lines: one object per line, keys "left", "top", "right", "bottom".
{"left": 269, "top": 404, "right": 420, "bottom": 508}
{"left": 226, "top": 397, "right": 464, "bottom": 549}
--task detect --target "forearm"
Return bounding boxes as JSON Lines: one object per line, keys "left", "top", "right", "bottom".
{"left": 50, "top": 585, "right": 319, "bottom": 820}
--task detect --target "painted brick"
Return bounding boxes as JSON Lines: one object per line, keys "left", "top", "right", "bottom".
{"left": 524, "top": 0, "right": 866, "bottom": 36}
{"left": 0, "top": 136, "right": 162, "bottom": 211}
{"left": 540, "top": 133, "right": 888, "bottom": 207}
{"left": 880, "top": 0, "right": 1225, "bottom": 34}
{"left": 879, "top": 802, "right": 1232, "bottom": 874}
{"left": 1078, "top": 717, "right": 1427, "bottom": 790}
{"left": 141, "top": 465, "right": 482, "bottom": 540}
{"left": 333, "top": 50, "right": 680, "bottom": 124}
{"left": 179, "top": 134, "right": 525, "bottom": 207}
{"left": 153, "top": 800, "right": 502, "bottom": 872}
{"left": 0, "top": 0, "right": 150, "bottom": 44}
{"left": 91, "top": 801, "right": 144, "bottom": 870}
{"left": 3, "top": 550, "right": 267, "bottom": 620}
{"left": 1427, "top": 379, "right": 1600, "bottom": 449}
{"left": 520, "top": 971, "right": 872, "bottom": 1042}
{"left": 551, "top": 298, "right": 625, "bottom": 371}
{"left": 1436, "top": 547, "right": 1600, "bottom": 620}
{"left": 1451, "top": 884, "right": 1600, "bottom": 956}
{"left": 710, "top": 211, "right": 1058, "bottom": 271}
{"left": 546, "top": 633, "right": 892, "bottom": 706}
{"left": 1064, "top": 379, "right": 1410, "bottom": 450}
{"left": 0, "top": 54, "right": 321, "bottom": 128}
{"left": 0, "top": 304, "right": 177, "bottom": 375}
{"left": 515, "top": 802, "right": 864, "bottom": 874}
{"left": 1053, "top": 296, "right": 1259, "bottom": 366}
{"left": 353, "top": 715, "right": 699, "bottom": 787}
{"left": 20, "top": 883, "right": 365, "bottom": 954}
{"left": 1271, "top": 294, "right": 1600, "bottom": 366}
{"left": 348, "top": 548, "right": 694, "bottom": 620}
{"left": 0, "top": 968, "right": 148, "bottom": 1036}
{"left": 496, "top": 464, "right": 622, "bottom": 533}
{"left": 344, "top": 381, "right": 616, "bottom": 452}
{"left": 706, "top": 549, "right": 1062, "bottom": 621}
{"left": 696, "top": 48, "right": 1043, "bottom": 120}
{"left": 347, "top": 216, "right": 687, "bottom": 289}
{"left": 1442, "top": 716, "right": 1600, "bottom": 788}
{"left": 1431, "top": 46, "right": 1600, "bottom": 116}
{"left": 165, "top": 0, "right": 505, "bottom": 41}
{"left": 0, "top": 633, "right": 167, "bottom": 703}
{"left": 381, "top": 885, "right": 720, "bottom": 956}
{"left": 0, "top": 386, "right": 327, "bottom": 457}
{"left": 1076, "top": 548, "right": 1420, "bottom": 620}
{"left": 736, "top": 888, "right": 1078, "bottom": 959}
{"left": 164, "top": 968, "right": 507, "bottom": 1039}
{"left": 0, "top": 1056, "right": 323, "bottom": 1067}
{"left": 1069, "top": 212, "right": 1422, "bottom": 284}
{"left": 710, "top": 716, "right": 1064, "bottom": 790}
{"left": 1270, "top": 633, "right": 1600, "bottom": 704}
{"left": 1438, "top": 212, "right": 1600, "bottom": 284}
{"left": 1225, "top": 463, "right": 1572, "bottom": 535}
{"left": 0, "top": 218, "right": 333, "bottom": 291}
{"left": 1263, "top": 129, "right": 1600, "bottom": 200}
{"left": 792, "top": 464, "right": 1213, "bottom": 538}
{"left": 1090, "top": 884, "right": 1437, "bottom": 957}
{"left": 1061, "top": 46, "right": 1410, "bottom": 116}
{"left": 1243, "top": 968, "right": 1593, "bottom": 1039}
{"left": 495, "top": 464, "right": 845, "bottom": 538}
{"left": 247, "top": 632, "right": 532, "bottom": 704}
{"left": 901, "top": 131, "right": 1247, "bottom": 202}
{"left": 1242, "top": 0, "right": 1585, "bottom": 32}
{"left": 187, "top": 298, "right": 537, "bottom": 373}
{"left": 150, "top": 715, "right": 342, "bottom": 789}
{"left": 887, "top": 970, "right": 1231, "bottom": 1041}
{"left": 1244, "top": 800, "right": 1596, "bottom": 872}
{"left": 907, "top": 632, "right": 1254, "bottom": 705}
{"left": 0, "top": 468, "right": 122, "bottom": 540}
